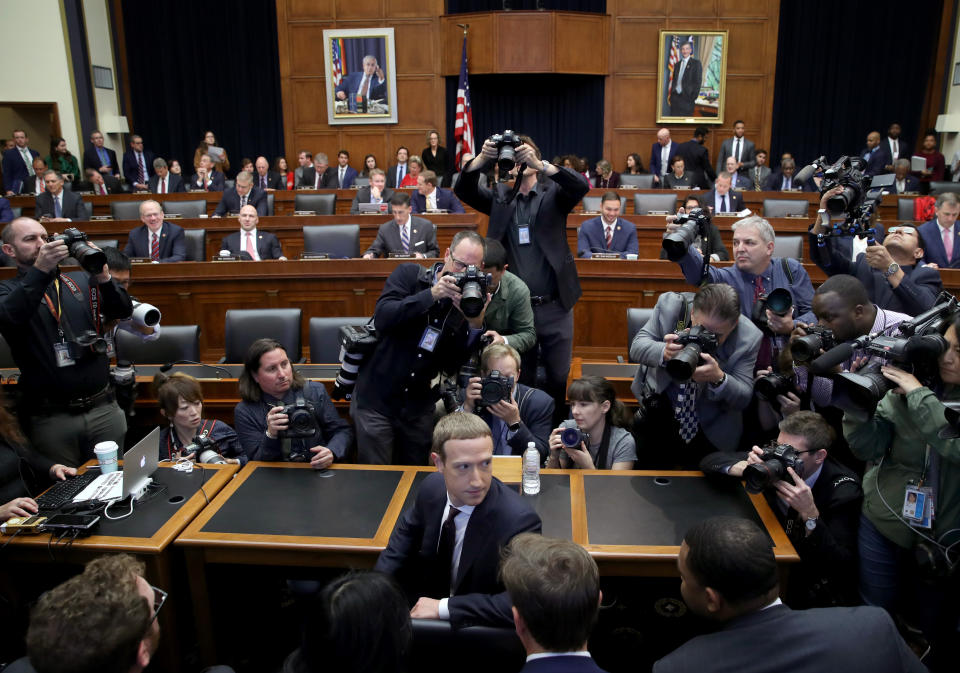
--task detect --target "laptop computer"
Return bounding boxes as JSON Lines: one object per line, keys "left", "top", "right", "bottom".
{"left": 358, "top": 202, "right": 388, "bottom": 213}
{"left": 74, "top": 427, "right": 161, "bottom": 503}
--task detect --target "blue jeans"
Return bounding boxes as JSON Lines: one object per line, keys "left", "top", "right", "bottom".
{"left": 858, "top": 513, "right": 903, "bottom": 609}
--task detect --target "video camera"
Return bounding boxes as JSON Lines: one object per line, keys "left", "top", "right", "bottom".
{"left": 51, "top": 228, "right": 106, "bottom": 275}
{"left": 447, "top": 265, "right": 491, "bottom": 318}
{"left": 330, "top": 324, "right": 379, "bottom": 401}
{"left": 665, "top": 325, "right": 719, "bottom": 382}
{"left": 661, "top": 207, "right": 711, "bottom": 262}
{"left": 489, "top": 130, "right": 523, "bottom": 174}
{"left": 743, "top": 443, "right": 806, "bottom": 494}
{"left": 278, "top": 394, "right": 318, "bottom": 439}
{"left": 811, "top": 156, "right": 895, "bottom": 248}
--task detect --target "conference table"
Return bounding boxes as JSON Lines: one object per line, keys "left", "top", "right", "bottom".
{"left": 176, "top": 460, "right": 798, "bottom": 663}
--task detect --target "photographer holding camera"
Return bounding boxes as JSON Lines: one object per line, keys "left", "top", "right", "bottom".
{"left": 547, "top": 375, "right": 636, "bottom": 470}
{"left": 630, "top": 284, "right": 762, "bottom": 468}
{"left": 700, "top": 411, "right": 862, "bottom": 608}
{"left": 456, "top": 132, "right": 589, "bottom": 424}
{"left": 459, "top": 343, "right": 553, "bottom": 461}
{"left": 154, "top": 371, "right": 244, "bottom": 464}
{"left": 0, "top": 217, "right": 131, "bottom": 467}
{"left": 235, "top": 338, "right": 353, "bottom": 468}
{"left": 661, "top": 194, "right": 729, "bottom": 262}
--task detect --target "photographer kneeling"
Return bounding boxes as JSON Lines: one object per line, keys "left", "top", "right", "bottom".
{"left": 459, "top": 343, "right": 553, "bottom": 461}
{"left": 700, "top": 410, "right": 862, "bottom": 608}
{"left": 153, "top": 371, "right": 244, "bottom": 464}
{"left": 547, "top": 375, "right": 636, "bottom": 470}
{"left": 235, "top": 338, "right": 353, "bottom": 468}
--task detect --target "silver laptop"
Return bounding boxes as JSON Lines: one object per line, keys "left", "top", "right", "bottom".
{"left": 358, "top": 202, "right": 388, "bottom": 213}
{"left": 74, "top": 427, "right": 161, "bottom": 502}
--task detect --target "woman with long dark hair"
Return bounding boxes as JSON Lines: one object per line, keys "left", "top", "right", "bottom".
{"left": 547, "top": 375, "right": 636, "bottom": 470}
{"left": 193, "top": 130, "right": 230, "bottom": 173}
{"left": 45, "top": 137, "right": 80, "bottom": 182}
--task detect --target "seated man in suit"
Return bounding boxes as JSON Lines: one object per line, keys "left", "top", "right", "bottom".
{"left": 411, "top": 170, "right": 464, "bottom": 214}
{"left": 214, "top": 171, "right": 266, "bottom": 217}
{"left": 918, "top": 191, "right": 960, "bottom": 268}
{"left": 751, "top": 149, "right": 771, "bottom": 192}
{"left": 35, "top": 171, "right": 88, "bottom": 222}
{"left": 481, "top": 238, "right": 536, "bottom": 354}
{"left": 21, "top": 157, "right": 49, "bottom": 195}
{"left": 122, "top": 134, "right": 154, "bottom": 191}
{"left": 362, "top": 191, "right": 438, "bottom": 258}
{"left": 704, "top": 172, "right": 744, "bottom": 215}
{"left": 334, "top": 54, "right": 387, "bottom": 105}
{"left": 299, "top": 152, "right": 336, "bottom": 189}
{"left": 502, "top": 534, "right": 608, "bottom": 673}
{"left": 577, "top": 190, "right": 638, "bottom": 259}
{"left": 220, "top": 204, "right": 286, "bottom": 260}
{"left": 724, "top": 156, "right": 753, "bottom": 190}
{"left": 350, "top": 168, "right": 394, "bottom": 215}
{"left": 333, "top": 150, "right": 358, "bottom": 189}
{"left": 700, "top": 411, "right": 862, "bottom": 608}
{"left": 123, "top": 199, "right": 185, "bottom": 262}
{"left": 860, "top": 131, "right": 886, "bottom": 178}
{"left": 653, "top": 517, "right": 925, "bottom": 673}
{"left": 148, "top": 157, "right": 185, "bottom": 194}
{"left": 889, "top": 158, "right": 920, "bottom": 194}
{"left": 374, "top": 412, "right": 542, "bottom": 627}
{"left": 459, "top": 343, "right": 553, "bottom": 460}
{"left": 82, "top": 129, "right": 120, "bottom": 179}
{"left": 662, "top": 155, "right": 694, "bottom": 189}
{"left": 83, "top": 167, "right": 121, "bottom": 195}
{"left": 764, "top": 158, "right": 814, "bottom": 192}
{"left": 253, "top": 155, "right": 285, "bottom": 191}
{"left": 189, "top": 153, "right": 225, "bottom": 192}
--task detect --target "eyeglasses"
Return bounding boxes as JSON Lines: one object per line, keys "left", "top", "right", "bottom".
{"left": 888, "top": 226, "right": 916, "bottom": 235}
{"left": 449, "top": 253, "right": 470, "bottom": 271}
{"left": 150, "top": 585, "right": 167, "bottom": 621}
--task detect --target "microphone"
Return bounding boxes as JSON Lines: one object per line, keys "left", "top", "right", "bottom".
{"left": 160, "top": 360, "right": 234, "bottom": 379}
{"left": 807, "top": 342, "right": 855, "bottom": 376}
{"left": 794, "top": 156, "right": 825, "bottom": 185}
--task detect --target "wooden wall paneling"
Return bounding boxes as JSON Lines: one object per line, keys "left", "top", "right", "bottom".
{"left": 610, "top": 131, "right": 659, "bottom": 170}
{"left": 616, "top": 0, "right": 668, "bottom": 15}
{"left": 723, "top": 77, "right": 765, "bottom": 129}
{"left": 385, "top": 0, "right": 443, "bottom": 20}
{"left": 724, "top": 20, "right": 767, "bottom": 75}
{"left": 613, "top": 19, "right": 666, "bottom": 73}
{"left": 293, "top": 132, "right": 342, "bottom": 161}
{"left": 340, "top": 131, "right": 390, "bottom": 170}
{"left": 612, "top": 77, "right": 659, "bottom": 129}
{"left": 669, "top": 0, "right": 719, "bottom": 17}
{"left": 440, "top": 14, "right": 495, "bottom": 76}
{"left": 496, "top": 13, "right": 554, "bottom": 72}
{"left": 333, "top": 0, "right": 383, "bottom": 20}
{"left": 393, "top": 21, "right": 438, "bottom": 74}
{"left": 555, "top": 14, "right": 609, "bottom": 75}
{"left": 718, "top": 0, "right": 770, "bottom": 17}
{"left": 396, "top": 77, "right": 440, "bottom": 127}
{"left": 389, "top": 129, "right": 436, "bottom": 158}
{"left": 288, "top": 25, "right": 331, "bottom": 77}
{"left": 287, "top": 0, "right": 334, "bottom": 21}
{"left": 665, "top": 18, "right": 719, "bottom": 32}
{"left": 291, "top": 79, "right": 329, "bottom": 128}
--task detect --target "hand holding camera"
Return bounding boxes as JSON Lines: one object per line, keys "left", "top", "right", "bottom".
{"left": 661, "top": 332, "right": 683, "bottom": 362}
{"left": 548, "top": 422, "right": 595, "bottom": 469}
{"left": 35, "top": 237, "right": 71, "bottom": 273}
{"left": 265, "top": 405, "right": 289, "bottom": 439}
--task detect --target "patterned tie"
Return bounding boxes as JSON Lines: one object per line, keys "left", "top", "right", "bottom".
{"left": 437, "top": 506, "right": 461, "bottom": 595}
{"left": 240, "top": 195, "right": 247, "bottom": 208}
{"left": 151, "top": 232, "right": 160, "bottom": 261}
{"left": 944, "top": 227, "right": 954, "bottom": 261}
{"left": 137, "top": 153, "right": 145, "bottom": 184}
{"left": 675, "top": 382, "right": 698, "bottom": 443}
{"left": 261, "top": 175, "right": 267, "bottom": 190}
{"left": 605, "top": 224, "right": 613, "bottom": 248}
{"left": 97, "top": 147, "right": 108, "bottom": 168}
{"left": 246, "top": 232, "right": 256, "bottom": 259}
{"left": 755, "top": 167, "right": 762, "bottom": 191}
{"left": 22, "top": 149, "right": 34, "bottom": 175}
{"left": 400, "top": 223, "right": 410, "bottom": 253}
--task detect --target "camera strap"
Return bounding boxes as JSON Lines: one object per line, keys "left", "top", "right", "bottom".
{"left": 780, "top": 257, "right": 795, "bottom": 286}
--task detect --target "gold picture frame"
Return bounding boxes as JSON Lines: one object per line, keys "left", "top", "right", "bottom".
{"left": 656, "top": 31, "right": 728, "bottom": 124}
{"left": 323, "top": 27, "right": 398, "bottom": 125}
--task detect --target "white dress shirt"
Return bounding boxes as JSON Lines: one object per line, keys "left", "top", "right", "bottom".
{"left": 660, "top": 142, "right": 671, "bottom": 176}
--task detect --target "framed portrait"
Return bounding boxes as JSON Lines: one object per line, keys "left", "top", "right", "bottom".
{"left": 656, "top": 31, "right": 728, "bottom": 124}
{"left": 323, "top": 27, "right": 398, "bottom": 125}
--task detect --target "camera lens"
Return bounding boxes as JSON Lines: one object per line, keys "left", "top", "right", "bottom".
{"left": 560, "top": 426, "right": 583, "bottom": 449}
{"left": 743, "top": 460, "right": 786, "bottom": 494}
{"left": 791, "top": 334, "right": 824, "bottom": 362}
{"left": 754, "top": 373, "right": 791, "bottom": 402}
{"left": 765, "top": 288, "right": 793, "bottom": 316}
{"left": 665, "top": 343, "right": 702, "bottom": 381}
{"left": 662, "top": 221, "right": 700, "bottom": 262}
{"left": 460, "top": 280, "right": 484, "bottom": 318}
{"left": 497, "top": 146, "right": 516, "bottom": 174}
{"left": 833, "top": 364, "right": 892, "bottom": 413}
{"left": 826, "top": 187, "right": 857, "bottom": 216}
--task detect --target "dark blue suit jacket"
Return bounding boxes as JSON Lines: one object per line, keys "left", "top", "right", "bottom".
{"left": 34, "top": 191, "right": 88, "bottom": 221}
{"left": 521, "top": 656, "right": 609, "bottom": 673}
{"left": 147, "top": 173, "right": 186, "bottom": 194}
{"left": 214, "top": 187, "right": 267, "bottom": 216}
{"left": 410, "top": 187, "right": 465, "bottom": 214}
{"left": 221, "top": 230, "right": 283, "bottom": 259}
{"left": 859, "top": 147, "right": 886, "bottom": 177}
{"left": 0, "top": 198, "right": 14, "bottom": 224}
{"left": 702, "top": 189, "right": 744, "bottom": 214}
{"left": 888, "top": 175, "right": 920, "bottom": 194}
{"left": 763, "top": 171, "right": 816, "bottom": 192}
{"left": 82, "top": 146, "right": 119, "bottom": 176}
{"left": 480, "top": 383, "right": 555, "bottom": 460}
{"left": 918, "top": 218, "right": 960, "bottom": 268}
{"left": 2, "top": 148, "right": 39, "bottom": 194}
{"left": 649, "top": 142, "right": 680, "bottom": 181}
{"left": 122, "top": 149, "right": 155, "bottom": 184}
{"left": 577, "top": 216, "right": 639, "bottom": 259}
{"left": 188, "top": 171, "right": 225, "bottom": 192}
{"left": 332, "top": 165, "right": 358, "bottom": 189}
{"left": 374, "top": 471, "right": 541, "bottom": 628}
{"left": 335, "top": 71, "right": 387, "bottom": 101}
{"left": 123, "top": 222, "right": 186, "bottom": 262}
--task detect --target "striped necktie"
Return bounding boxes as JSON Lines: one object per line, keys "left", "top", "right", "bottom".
{"left": 151, "top": 233, "right": 160, "bottom": 261}
{"left": 400, "top": 223, "right": 409, "bottom": 253}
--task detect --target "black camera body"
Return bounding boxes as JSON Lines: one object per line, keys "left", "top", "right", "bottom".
{"left": 279, "top": 395, "right": 318, "bottom": 439}
{"left": 754, "top": 372, "right": 795, "bottom": 405}
{"left": 792, "top": 326, "right": 835, "bottom": 363}
{"left": 489, "top": 130, "right": 523, "bottom": 174}
{"left": 479, "top": 370, "right": 513, "bottom": 407}
{"left": 662, "top": 207, "right": 711, "bottom": 262}
{"left": 449, "top": 265, "right": 491, "bottom": 318}
{"left": 51, "top": 228, "right": 106, "bottom": 275}
{"left": 559, "top": 420, "right": 590, "bottom": 449}
{"left": 665, "top": 325, "right": 719, "bottom": 382}
{"left": 331, "top": 324, "right": 379, "bottom": 401}
{"left": 743, "top": 443, "right": 805, "bottom": 494}
{"left": 183, "top": 433, "right": 226, "bottom": 464}
{"left": 69, "top": 330, "right": 108, "bottom": 359}
{"left": 820, "top": 156, "right": 869, "bottom": 217}
{"left": 751, "top": 287, "right": 793, "bottom": 332}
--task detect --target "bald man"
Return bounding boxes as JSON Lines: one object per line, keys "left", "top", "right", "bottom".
{"left": 861, "top": 131, "right": 886, "bottom": 177}
{"left": 220, "top": 205, "right": 285, "bottom": 260}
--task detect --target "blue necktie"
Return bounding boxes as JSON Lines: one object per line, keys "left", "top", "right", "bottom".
{"left": 54, "top": 195, "right": 62, "bottom": 218}
{"left": 97, "top": 147, "right": 108, "bottom": 166}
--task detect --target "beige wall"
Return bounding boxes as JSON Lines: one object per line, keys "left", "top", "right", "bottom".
{"left": 82, "top": 0, "right": 124, "bottom": 157}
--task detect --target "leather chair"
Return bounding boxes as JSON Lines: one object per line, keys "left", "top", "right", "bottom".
{"left": 634, "top": 193, "right": 677, "bottom": 215}
{"left": 222, "top": 308, "right": 302, "bottom": 363}
{"left": 266, "top": 192, "right": 275, "bottom": 216}
{"left": 619, "top": 174, "right": 655, "bottom": 188}
{"left": 163, "top": 199, "right": 206, "bottom": 218}
{"left": 773, "top": 235, "right": 803, "bottom": 260}
{"left": 184, "top": 228, "right": 206, "bottom": 261}
{"left": 581, "top": 195, "right": 627, "bottom": 213}
{"left": 11, "top": 207, "right": 21, "bottom": 218}
{"left": 354, "top": 176, "right": 370, "bottom": 188}
{"left": 928, "top": 181, "right": 956, "bottom": 196}
{"left": 303, "top": 225, "right": 360, "bottom": 258}
{"left": 82, "top": 201, "right": 93, "bottom": 219}
{"left": 309, "top": 316, "right": 369, "bottom": 363}
{"left": 762, "top": 199, "right": 808, "bottom": 218}
{"left": 627, "top": 307, "right": 655, "bottom": 362}
{"left": 295, "top": 193, "right": 336, "bottom": 214}
{"left": 408, "top": 619, "right": 525, "bottom": 673}
{"left": 115, "top": 324, "right": 200, "bottom": 364}
{"left": 897, "top": 198, "right": 916, "bottom": 221}
{"left": 109, "top": 200, "right": 143, "bottom": 220}
{"left": 0, "top": 333, "right": 17, "bottom": 368}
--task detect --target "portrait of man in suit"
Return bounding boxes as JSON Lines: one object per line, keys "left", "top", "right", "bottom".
{"left": 326, "top": 29, "right": 398, "bottom": 124}
{"left": 658, "top": 32, "right": 727, "bottom": 123}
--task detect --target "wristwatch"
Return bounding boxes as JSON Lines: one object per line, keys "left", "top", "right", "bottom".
{"left": 710, "top": 372, "right": 727, "bottom": 388}
{"left": 805, "top": 516, "right": 818, "bottom": 531}
{"left": 508, "top": 421, "right": 521, "bottom": 433}
{"left": 883, "top": 262, "right": 900, "bottom": 278}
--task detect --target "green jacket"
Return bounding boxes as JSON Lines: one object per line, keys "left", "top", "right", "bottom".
{"left": 843, "top": 386, "right": 960, "bottom": 549}
{"left": 484, "top": 270, "right": 535, "bottom": 354}
{"left": 45, "top": 154, "right": 80, "bottom": 180}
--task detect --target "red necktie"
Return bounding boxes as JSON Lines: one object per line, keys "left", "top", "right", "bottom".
{"left": 160, "top": 178, "right": 165, "bottom": 194}
{"left": 315, "top": 173, "right": 321, "bottom": 189}
{"left": 605, "top": 225, "right": 613, "bottom": 248}
{"left": 246, "top": 232, "right": 256, "bottom": 259}
{"left": 100, "top": 184, "right": 107, "bottom": 195}
{"left": 151, "top": 233, "right": 160, "bottom": 261}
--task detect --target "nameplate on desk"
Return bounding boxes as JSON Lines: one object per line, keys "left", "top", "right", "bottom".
{"left": 620, "top": 185, "right": 637, "bottom": 189}
{"left": 646, "top": 210, "right": 669, "bottom": 215}
{"left": 673, "top": 187, "right": 692, "bottom": 191}
{"left": 358, "top": 204, "right": 388, "bottom": 214}
{"left": 294, "top": 210, "right": 317, "bottom": 216}
{"left": 165, "top": 213, "right": 182, "bottom": 218}
{"left": 212, "top": 254, "right": 241, "bottom": 261}
{"left": 91, "top": 215, "right": 113, "bottom": 221}
{"left": 300, "top": 252, "right": 330, "bottom": 260}
{"left": 76, "top": 191, "right": 95, "bottom": 196}
{"left": 785, "top": 214, "right": 808, "bottom": 218}
{"left": 129, "top": 257, "right": 152, "bottom": 264}
{"left": 582, "top": 210, "right": 600, "bottom": 215}
{"left": 590, "top": 252, "right": 621, "bottom": 259}
{"left": 188, "top": 189, "right": 207, "bottom": 193}
{"left": 388, "top": 253, "right": 416, "bottom": 259}
{"left": 424, "top": 209, "right": 449, "bottom": 214}
{"left": 715, "top": 212, "right": 739, "bottom": 217}
{"left": 902, "top": 191, "right": 920, "bottom": 195}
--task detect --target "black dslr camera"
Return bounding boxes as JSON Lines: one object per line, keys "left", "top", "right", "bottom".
{"left": 743, "top": 443, "right": 805, "bottom": 493}
{"left": 70, "top": 330, "right": 108, "bottom": 359}
{"left": 752, "top": 288, "right": 793, "bottom": 333}
{"left": 754, "top": 372, "right": 795, "bottom": 406}
{"left": 183, "top": 433, "right": 226, "bottom": 464}
{"left": 489, "top": 130, "right": 523, "bottom": 174}
{"left": 448, "top": 265, "right": 491, "bottom": 318}
{"left": 51, "top": 228, "right": 106, "bottom": 275}
{"left": 662, "top": 207, "right": 712, "bottom": 262}
{"left": 792, "top": 326, "right": 835, "bottom": 363}
{"left": 478, "top": 370, "right": 513, "bottom": 408}
{"left": 665, "top": 325, "right": 719, "bottom": 382}
{"left": 279, "top": 394, "right": 318, "bottom": 439}
{"left": 331, "top": 324, "right": 379, "bottom": 401}
{"left": 559, "top": 420, "right": 590, "bottom": 449}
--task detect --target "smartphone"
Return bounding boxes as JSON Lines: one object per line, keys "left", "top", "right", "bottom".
{"left": 41, "top": 513, "right": 101, "bottom": 531}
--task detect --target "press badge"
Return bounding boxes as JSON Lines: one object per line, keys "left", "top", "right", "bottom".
{"left": 54, "top": 342, "right": 75, "bottom": 367}
{"left": 419, "top": 326, "right": 441, "bottom": 352}
{"left": 518, "top": 226, "right": 531, "bottom": 245}
{"left": 104, "top": 334, "right": 116, "bottom": 359}
{"left": 903, "top": 485, "right": 934, "bottom": 529}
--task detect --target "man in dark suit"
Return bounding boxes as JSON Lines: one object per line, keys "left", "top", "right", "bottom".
{"left": 460, "top": 343, "right": 554, "bottom": 460}
{"left": 411, "top": 170, "right": 464, "bottom": 214}
{"left": 919, "top": 191, "right": 960, "bottom": 268}
{"left": 457, "top": 134, "right": 590, "bottom": 426}
{"left": 653, "top": 517, "right": 925, "bottom": 673}
{"left": 716, "top": 120, "right": 756, "bottom": 176}
{"left": 82, "top": 130, "right": 120, "bottom": 179}
{"left": 122, "top": 200, "right": 185, "bottom": 262}
{"left": 502, "top": 534, "right": 608, "bottom": 673}
{"left": 677, "top": 127, "right": 716, "bottom": 189}
{"left": 333, "top": 150, "right": 358, "bottom": 189}
{"left": 252, "top": 156, "right": 285, "bottom": 191}
{"left": 83, "top": 168, "right": 121, "bottom": 195}
{"left": 723, "top": 156, "right": 754, "bottom": 190}
{"left": 577, "top": 191, "right": 638, "bottom": 259}
{"left": 362, "top": 191, "right": 438, "bottom": 258}
{"left": 880, "top": 122, "right": 911, "bottom": 173}
{"left": 350, "top": 168, "right": 394, "bottom": 214}
{"left": 34, "top": 171, "right": 88, "bottom": 222}
{"left": 21, "top": 158, "right": 49, "bottom": 195}
{"left": 121, "top": 135, "right": 154, "bottom": 191}
{"left": 3, "top": 130, "right": 40, "bottom": 195}
{"left": 374, "top": 412, "right": 542, "bottom": 627}
{"left": 148, "top": 158, "right": 185, "bottom": 194}
{"left": 189, "top": 154, "right": 225, "bottom": 192}
{"left": 860, "top": 131, "right": 886, "bottom": 177}
{"left": 764, "top": 158, "right": 815, "bottom": 191}
{"left": 650, "top": 128, "right": 679, "bottom": 187}
{"left": 299, "top": 152, "right": 337, "bottom": 189}
{"left": 214, "top": 171, "right": 267, "bottom": 217}
{"left": 669, "top": 40, "right": 702, "bottom": 117}
{"left": 386, "top": 147, "right": 410, "bottom": 189}
{"left": 334, "top": 55, "right": 387, "bottom": 105}
{"left": 220, "top": 204, "right": 285, "bottom": 260}
{"left": 703, "top": 172, "right": 744, "bottom": 214}
{"left": 889, "top": 158, "right": 920, "bottom": 194}
{"left": 700, "top": 411, "right": 862, "bottom": 608}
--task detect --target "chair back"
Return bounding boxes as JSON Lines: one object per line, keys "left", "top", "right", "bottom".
{"left": 309, "top": 316, "right": 369, "bottom": 363}
{"left": 634, "top": 193, "right": 677, "bottom": 215}
{"left": 223, "top": 308, "right": 302, "bottom": 363}
{"left": 627, "top": 307, "right": 656, "bottom": 362}
{"left": 295, "top": 193, "right": 337, "bottom": 214}
{"left": 303, "top": 225, "right": 360, "bottom": 258}
{"left": 184, "top": 228, "right": 206, "bottom": 261}
{"left": 115, "top": 325, "right": 201, "bottom": 364}
{"left": 762, "top": 198, "right": 808, "bottom": 218}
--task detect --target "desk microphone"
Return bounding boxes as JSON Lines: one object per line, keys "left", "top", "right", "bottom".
{"left": 160, "top": 361, "right": 234, "bottom": 379}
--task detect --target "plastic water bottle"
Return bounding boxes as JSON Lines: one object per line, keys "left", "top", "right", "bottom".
{"left": 522, "top": 442, "right": 540, "bottom": 495}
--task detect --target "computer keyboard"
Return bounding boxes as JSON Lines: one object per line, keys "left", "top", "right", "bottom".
{"left": 36, "top": 472, "right": 100, "bottom": 510}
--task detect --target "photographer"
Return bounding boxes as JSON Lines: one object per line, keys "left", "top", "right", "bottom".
{"left": 351, "top": 231, "right": 489, "bottom": 465}
{"left": 0, "top": 217, "right": 131, "bottom": 467}
{"left": 481, "top": 238, "right": 535, "bottom": 354}
{"left": 660, "top": 194, "right": 729, "bottom": 262}
{"left": 842, "top": 311, "right": 960, "bottom": 660}
{"left": 235, "top": 338, "right": 353, "bottom": 468}
{"left": 700, "top": 411, "right": 862, "bottom": 608}
{"left": 459, "top": 343, "right": 553, "bottom": 460}
{"left": 154, "top": 371, "right": 243, "bottom": 464}
{"left": 547, "top": 375, "right": 636, "bottom": 470}
{"left": 456, "top": 133, "right": 589, "bottom": 424}
{"left": 630, "top": 284, "right": 762, "bottom": 468}
{"left": 811, "top": 186, "right": 941, "bottom": 315}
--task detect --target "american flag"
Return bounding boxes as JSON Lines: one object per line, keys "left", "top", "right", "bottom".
{"left": 332, "top": 38, "right": 344, "bottom": 86}
{"left": 454, "top": 35, "right": 475, "bottom": 169}
{"left": 666, "top": 35, "right": 680, "bottom": 105}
